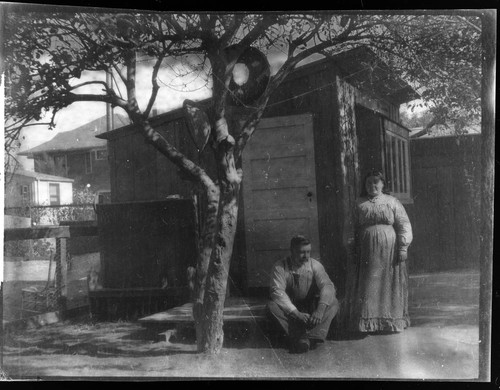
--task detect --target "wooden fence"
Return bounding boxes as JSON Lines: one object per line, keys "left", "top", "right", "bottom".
{"left": 4, "top": 224, "right": 98, "bottom": 315}
{"left": 409, "top": 134, "right": 481, "bottom": 273}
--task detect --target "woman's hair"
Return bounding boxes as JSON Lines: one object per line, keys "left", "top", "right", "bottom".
{"left": 359, "top": 170, "right": 391, "bottom": 197}
{"left": 290, "top": 235, "right": 311, "bottom": 249}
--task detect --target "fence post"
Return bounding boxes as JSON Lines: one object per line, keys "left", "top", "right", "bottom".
{"left": 55, "top": 237, "right": 68, "bottom": 313}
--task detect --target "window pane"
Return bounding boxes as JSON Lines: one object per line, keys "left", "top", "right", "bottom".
{"left": 386, "top": 134, "right": 393, "bottom": 192}
{"left": 49, "top": 184, "right": 60, "bottom": 205}
{"left": 401, "top": 139, "right": 407, "bottom": 193}
{"left": 85, "top": 152, "right": 92, "bottom": 174}
{"left": 391, "top": 136, "right": 398, "bottom": 193}
{"left": 398, "top": 139, "right": 404, "bottom": 194}
{"left": 95, "top": 149, "right": 108, "bottom": 160}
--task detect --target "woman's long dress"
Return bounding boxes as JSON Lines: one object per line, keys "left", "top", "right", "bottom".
{"left": 350, "top": 193, "right": 413, "bottom": 332}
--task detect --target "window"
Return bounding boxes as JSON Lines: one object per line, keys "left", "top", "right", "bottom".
{"left": 20, "top": 185, "right": 30, "bottom": 201}
{"left": 97, "top": 191, "right": 111, "bottom": 204}
{"left": 95, "top": 149, "right": 108, "bottom": 161}
{"left": 49, "top": 183, "right": 60, "bottom": 205}
{"left": 383, "top": 119, "right": 411, "bottom": 201}
{"left": 54, "top": 155, "right": 68, "bottom": 176}
{"left": 85, "top": 152, "right": 92, "bottom": 174}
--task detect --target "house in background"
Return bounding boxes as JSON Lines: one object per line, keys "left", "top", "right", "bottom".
{"left": 18, "top": 114, "right": 130, "bottom": 201}
{"left": 5, "top": 169, "right": 74, "bottom": 208}
{"left": 96, "top": 47, "right": 418, "bottom": 296}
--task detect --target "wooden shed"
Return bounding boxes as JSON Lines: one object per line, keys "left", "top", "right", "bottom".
{"left": 98, "top": 47, "right": 417, "bottom": 297}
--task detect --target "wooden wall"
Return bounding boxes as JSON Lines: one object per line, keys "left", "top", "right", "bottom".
{"left": 106, "top": 113, "right": 205, "bottom": 203}
{"left": 410, "top": 135, "right": 481, "bottom": 272}
{"left": 96, "top": 199, "right": 197, "bottom": 289}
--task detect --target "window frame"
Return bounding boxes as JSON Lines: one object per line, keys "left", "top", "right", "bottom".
{"left": 49, "top": 183, "right": 61, "bottom": 205}
{"left": 20, "top": 185, "right": 30, "bottom": 201}
{"left": 54, "top": 154, "right": 68, "bottom": 176}
{"left": 94, "top": 148, "right": 108, "bottom": 161}
{"left": 84, "top": 151, "right": 92, "bottom": 174}
{"left": 382, "top": 118, "right": 412, "bottom": 203}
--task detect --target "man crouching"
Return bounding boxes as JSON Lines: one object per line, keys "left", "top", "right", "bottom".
{"left": 267, "top": 235, "right": 339, "bottom": 353}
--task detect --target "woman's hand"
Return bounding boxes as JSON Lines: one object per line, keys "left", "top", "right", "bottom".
{"left": 397, "top": 250, "right": 408, "bottom": 263}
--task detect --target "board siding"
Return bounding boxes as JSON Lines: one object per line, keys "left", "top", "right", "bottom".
{"left": 242, "top": 114, "right": 320, "bottom": 288}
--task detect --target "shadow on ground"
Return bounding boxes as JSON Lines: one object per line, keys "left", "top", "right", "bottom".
{"left": 2, "top": 270, "right": 480, "bottom": 379}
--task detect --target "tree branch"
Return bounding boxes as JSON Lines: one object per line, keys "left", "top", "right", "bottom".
{"left": 143, "top": 53, "right": 165, "bottom": 119}
{"left": 237, "top": 14, "right": 277, "bottom": 49}
{"left": 112, "top": 64, "right": 128, "bottom": 86}
{"left": 69, "top": 80, "right": 109, "bottom": 92}
{"left": 219, "top": 15, "right": 244, "bottom": 47}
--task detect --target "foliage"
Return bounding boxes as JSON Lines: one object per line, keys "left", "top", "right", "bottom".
{"left": 400, "top": 109, "right": 435, "bottom": 129}
{"left": 73, "top": 185, "right": 98, "bottom": 204}
{"left": 381, "top": 15, "right": 482, "bottom": 134}
{"left": 31, "top": 204, "right": 95, "bottom": 225}
{"left": 4, "top": 238, "right": 54, "bottom": 259}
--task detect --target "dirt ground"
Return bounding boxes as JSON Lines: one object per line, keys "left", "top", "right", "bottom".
{"left": 1, "top": 270, "right": 480, "bottom": 380}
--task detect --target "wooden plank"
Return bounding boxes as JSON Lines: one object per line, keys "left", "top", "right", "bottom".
{"left": 410, "top": 167, "right": 439, "bottom": 272}
{"left": 4, "top": 226, "right": 70, "bottom": 241}
{"left": 132, "top": 133, "right": 157, "bottom": 201}
{"left": 384, "top": 118, "right": 410, "bottom": 138}
{"left": 138, "top": 297, "right": 267, "bottom": 325}
{"left": 437, "top": 166, "right": 457, "bottom": 269}
{"left": 113, "top": 136, "right": 135, "bottom": 202}
{"left": 96, "top": 200, "right": 197, "bottom": 289}
{"left": 56, "top": 237, "right": 68, "bottom": 311}
{"left": 88, "top": 287, "right": 188, "bottom": 298}
{"left": 242, "top": 113, "right": 320, "bottom": 288}
{"left": 355, "top": 105, "right": 383, "bottom": 185}
{"left": 67, "top": 224, "right": 98, "bottom": 237}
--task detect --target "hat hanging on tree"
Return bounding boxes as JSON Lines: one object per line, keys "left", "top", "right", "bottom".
{"left": 225, "top": 45, "right": 271, "bottom": 106}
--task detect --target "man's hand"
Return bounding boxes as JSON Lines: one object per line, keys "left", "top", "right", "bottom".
{"left": 308, "top": 303, "right": 327, "bottom": 327}
{"left": 290, "top": 310, "right": 310, "bottom": 324}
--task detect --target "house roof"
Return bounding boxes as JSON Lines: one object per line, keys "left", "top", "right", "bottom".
{"left": 19, "top": 114, "right": 130, "bottom": 156}
{"left": 9, "top": 169, "right": 74, "bottom": 182}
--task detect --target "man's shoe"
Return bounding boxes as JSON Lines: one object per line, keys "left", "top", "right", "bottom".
{"left": 309, "top": 338, "right": 324, "bottom": 350}
{"left": 293, "top": 337, "right": 310, "bottom": 353}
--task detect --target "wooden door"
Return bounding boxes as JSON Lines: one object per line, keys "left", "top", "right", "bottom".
{"left": 242, "top": 113, "right": 320, "bottom": 287}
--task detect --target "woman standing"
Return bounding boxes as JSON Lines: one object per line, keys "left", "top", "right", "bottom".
{"left": 349, "top": 170, "right": 413, "bottom": 333}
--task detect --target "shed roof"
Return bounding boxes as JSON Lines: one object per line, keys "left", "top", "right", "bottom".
{"left": 19, "top": 114, "right": 130, "bottom": 156}
{"left": 97, "top": 47, "right": 418, "bottom": 141}
{"left": 9, "top": 169, "right": 74, "bottom": 182}
{"left": 331, "top": 46, "right": 418, "bottom": 105}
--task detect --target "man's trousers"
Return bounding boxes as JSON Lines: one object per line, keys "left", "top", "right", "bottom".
{"left": 266, "top": 298, "right": 339, "bottom": 341}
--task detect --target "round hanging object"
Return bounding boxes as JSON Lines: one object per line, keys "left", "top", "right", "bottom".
{"left": 226, "top": 46, "right": 270, "bottom": 106}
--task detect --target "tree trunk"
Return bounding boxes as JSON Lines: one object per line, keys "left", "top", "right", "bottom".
{"left": 199, "top": 186, "right": 240, "bottom": 353}
{"left": 192, "top": 184, "right": 220, "bottom": 348}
